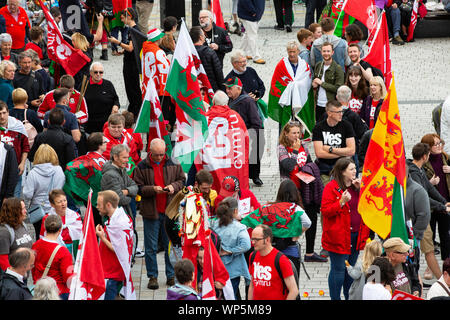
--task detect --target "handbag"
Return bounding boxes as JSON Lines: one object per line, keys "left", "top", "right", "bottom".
{"left": 28, "top": 173, "right": 55, "bottom": 224}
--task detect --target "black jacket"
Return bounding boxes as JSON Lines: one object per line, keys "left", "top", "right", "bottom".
{"left": 12, "top": 70, "right": 45, "bottom": 110}
{"left": 407, "top": 159, "right": 448, "bottom": 213}
{"left": 0, "top": 143, "right": 18, "bottom": 204}
{"left": 228, "top": 92, "right": 262, "bottom": 130}
{"left": 28, "top": 125, "right": 77, "bottom": 170}
{"left": 195, "top": 44, "right": 224, "bottom": 92}
{"left": 204, "top": 23, "right": 233, "bottom": 66}
{"left": 0, "top": 270, "right": 33, "bottom": 300}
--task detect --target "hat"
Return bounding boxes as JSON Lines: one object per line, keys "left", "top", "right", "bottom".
{"left": 147, "top": 28, "right": 165, "bottom": 42}
{"left": 382, "top": 237, "right": 411, "bottom": 253}
{"left": 219, "top": 176, "right": 240, "bottom": 197}
{"left": 224, "top": 76, "right": 242, "bottom": 88}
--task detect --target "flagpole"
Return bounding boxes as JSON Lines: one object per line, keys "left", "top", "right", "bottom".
{"left": 362, "top": 9, "right": 384, "bottom": 51}
{"left": 363, "top": 10, "right": 384, "bottom": 58}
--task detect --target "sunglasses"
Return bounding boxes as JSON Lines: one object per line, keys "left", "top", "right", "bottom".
{"left": 93, "top": 71, "right": 104, "bottom": 74}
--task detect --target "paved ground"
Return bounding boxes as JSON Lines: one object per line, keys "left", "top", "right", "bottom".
{"left": 94, "top": 0, "right": 450, "bottom": 300}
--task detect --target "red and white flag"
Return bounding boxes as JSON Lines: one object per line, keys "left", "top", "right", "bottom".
{"left": 69, "top": 191, "right": 105, "bottom": 300}
{"left": 407, "top": 0, "right": 419, "bottom": 42}
{"left": 38, "top": 0, "right": 90, "bottom": 76}
{"left": 211, "top": 0, "right": 225, "bottom": 29}
{"left": 342, "top": 0, "right": 378, "bottom": 33}
{"left": 363, "top": 11, "right": 392, "bottom": 87}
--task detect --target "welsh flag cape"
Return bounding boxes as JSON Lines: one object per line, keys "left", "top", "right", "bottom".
{"left": 358, "top": 76, "right": 409, "bottom": 242}
{"left": 241, "top": 202, "right": 306, "bottom": 238}
{"left": 135, "top": 74, "right": 172, "bottom": 156}
{"left": 165, "top": 20, "right": 213, "bottom": 173}
{"left": 268, "top": 58, "right": 315, "bottom": 138}
{"left": 200, "top": 105, "right": 250, "bottom": 193}
{"left": 64, "top": 152, "right": 106, "bottom": 207}
{"left": 69, "top": 191, "right": 105, "bottom": 300}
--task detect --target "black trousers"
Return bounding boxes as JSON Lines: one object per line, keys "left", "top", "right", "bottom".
{"left": 274, "top": 0, "right": 294, "bottom": 27}
{"left": 248, "top": 128, "right": 265, "bottom": 180}
{"left": 159, "top": 95, "right": 176, "bottom": 131}
{"left": 123, "top": 59, "right": 143, "bottom": 119}
{"left": 304, "top": 203, "right": 320, "bottom": 254}
{"left": 305, "top": 0, "right": 327, "bottom": 28}
{"left": 430, "top": 211, "right": 450, "bottom": 260}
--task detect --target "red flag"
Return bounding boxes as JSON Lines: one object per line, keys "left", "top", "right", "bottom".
{"left": 363, "top": 12, "right": 392, "bottom": 87}
{"left": 112, "top": 0, "right": 132, "bottom": 14}
{"left": 211, "top": 0, "right": 225, "bottom": 29}
{"left": 342, "top": 0, "right": 378, "bottom": 33}
{"left": 69, "top": 191, "right": 105, "bottom": 300}
{"left": 407, "top": 0, "right": 419, "bottom": 42}
{"left": 38, "top": 0, "right": 90, "bottom": 76}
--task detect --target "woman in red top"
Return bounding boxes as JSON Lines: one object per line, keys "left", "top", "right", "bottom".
{"left": 321, "top": 157, "right": 370, "bottom": 300}
{"left": 345, "top": 65, "right": 368, "bottom": 114}
{"left": 360, "top": 76, "right": 386, "bottom": 129}
{"left": 32, "top": 214, "right": 74, "bottom": 300}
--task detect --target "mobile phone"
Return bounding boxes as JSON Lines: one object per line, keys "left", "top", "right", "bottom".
{"left": 163, "top": 187, "right": 170, "bottom": 192}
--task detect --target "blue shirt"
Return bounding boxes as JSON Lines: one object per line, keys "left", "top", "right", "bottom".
{"left": 43, "top": 104, "right": 79, "bottom": 134}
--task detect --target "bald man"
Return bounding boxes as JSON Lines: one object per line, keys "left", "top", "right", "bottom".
{"left": 133, "top": 138, "right": 186, "bottom": 290}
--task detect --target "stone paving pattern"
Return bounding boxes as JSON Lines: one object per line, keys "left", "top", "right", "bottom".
{"left": 95, "top": 0, "right": 450, "bottom": 300}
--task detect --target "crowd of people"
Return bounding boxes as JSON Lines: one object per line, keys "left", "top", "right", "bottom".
{"left": 0, "top": 0, "right": 449, "bottom": 302}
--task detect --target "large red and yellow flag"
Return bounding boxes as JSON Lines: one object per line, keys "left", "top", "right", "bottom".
{"left": 358, "top": 76, "right": 408, "bottom": 241}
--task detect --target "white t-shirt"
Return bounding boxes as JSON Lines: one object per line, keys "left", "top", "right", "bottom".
{"left": 362, "top": 282, "right": 392, "bottom": 300}
{"left": 427, "top": 276, "right": 450, "bottom": 300}
{"left": 317, "top": 64, "right": 330, "bottom": 107}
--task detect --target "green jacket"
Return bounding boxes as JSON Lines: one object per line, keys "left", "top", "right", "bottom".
{"left": 313, "top": 59, "right": 345, "bottom": 104}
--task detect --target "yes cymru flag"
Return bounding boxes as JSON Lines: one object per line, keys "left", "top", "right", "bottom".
{"left": 358, "top": 76, "right": 409, "bottom": 242}
{"left": 165, "top": 20, "right": 213, "bottom": 173}
{"left": 69, "top": 191, "right": 105, "bottom": 300}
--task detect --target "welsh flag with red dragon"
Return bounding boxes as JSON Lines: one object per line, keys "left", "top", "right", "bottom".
{"left": 165, "top": 20, "right": 214, "bottom": 173}
{"left": 321, "top": 0, "right": 356, "bottom": 37}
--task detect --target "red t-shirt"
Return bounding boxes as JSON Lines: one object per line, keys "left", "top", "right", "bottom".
{"left": 31, "top": 239, "right": 74, "bottom": 294}
{"left": 38, "top": 89, "right": 89, "bottom": 124}
{"left": 369, "top": 99, "right": 379, "bottom": 129}
{"left": 249, "top": 248, "right": 294, "bottom": 300}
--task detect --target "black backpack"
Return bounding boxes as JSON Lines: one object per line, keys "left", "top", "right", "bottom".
{"left": 249, "top": 250, "right": 300, "bottom": 300}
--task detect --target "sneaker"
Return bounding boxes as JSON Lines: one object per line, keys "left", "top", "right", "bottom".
{"left": 166, "top": 277, "right": 175, "bottom": 286}
{"left": 252, "top": 178, "right": 263, "bottom": 186}
{"left": 147, "top": 277, "right": 159, "bottom": 290}
{"left": 286, "top": 25, "right": 292, "bottom": 33}
{"left": 304, "top": 252, "right": 328, "bottom": 262}
{"left": 320, "top": 249, "right": 329, "bottom": 258}
{"left": 392, "top": 36, "right": 404, "bottom": 45}
{"left": 274, "top": 25, "right": 284, "bottom": 31}
{"left": 135, "top": 247, "right": 145, "bottom": 258}
{"left": 253, "top": 59, "right": 266, "bottom": 64}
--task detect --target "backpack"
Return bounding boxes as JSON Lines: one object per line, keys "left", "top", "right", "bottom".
{"left": 250, "top": 250, "right": 300, "bottom": 300}
{"left": 432, "top": 102, "right": 443, "bottom": 135}
{"left": 22, "top": 111, "right": 37, "bottom": 147}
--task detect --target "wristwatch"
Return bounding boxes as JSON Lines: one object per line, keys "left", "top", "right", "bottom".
{"left": 329, "top": 146, "right": 333, "bottom": 154}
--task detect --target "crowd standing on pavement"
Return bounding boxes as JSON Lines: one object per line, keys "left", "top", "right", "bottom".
{"left": 0, "top": 0, "right": 449, "bottom": 302}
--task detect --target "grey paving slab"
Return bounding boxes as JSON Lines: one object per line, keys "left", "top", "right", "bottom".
{"left": 96, "top": 0, "right": 449, "bottom": 300}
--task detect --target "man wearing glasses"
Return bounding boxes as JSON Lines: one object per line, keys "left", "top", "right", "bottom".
{"left": 312, "top": 100, "right": 355, "bottom": 185}
{"left": 248, "top": 224, "right": 299, "bottom": 300}
{"left": 133, "top": 138, "right": 186, "bottom": 291}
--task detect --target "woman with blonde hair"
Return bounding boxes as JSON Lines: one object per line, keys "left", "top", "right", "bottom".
{"left": 347, "top": 239, "right": 382, "bottom": 300}
{"left": 23, "top": 144, "right": 65, "bottom": 236}
{"left": 359, "top": 76, "right": 387, "bottom": 129}
{"left": 9, "top": 87, "right": 43, "bottom": 139}
{"left": 0, "top": 59, "right": 16, "bottom": 109}
{"left": 71, "top": 32, "right": 93, "bottom": 91}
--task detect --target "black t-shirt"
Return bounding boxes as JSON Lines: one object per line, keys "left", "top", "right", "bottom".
{"left": 312, "top": 119, "right": 355, "bottom": 173}
{"left": 360, "top": 60, "right": 384, "bottom": 80}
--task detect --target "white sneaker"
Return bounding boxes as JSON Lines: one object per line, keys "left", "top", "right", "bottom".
{"left": 135, "top": 247, "right": 145, "bottom": 258}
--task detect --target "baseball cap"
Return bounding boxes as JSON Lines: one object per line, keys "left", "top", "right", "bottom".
{"left": 223, "top": 76, "right": 242, "bottom": 88}
{"left": 147, "top": 28, "right": 165, "bottom": 42}
{"left": 382, "top": 237, "right": 411, "bottom": 253}
{"left": 219, "top": 176, "right": 240, "bottom": 197}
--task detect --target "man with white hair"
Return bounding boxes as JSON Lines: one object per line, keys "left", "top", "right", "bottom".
{"left": 199, "top": 9, "right": 233, "bottom": 66}
{"left": 224, "top": 76, "right": 264, "bottom": 186}
{"left": 133, "top": 138, "right": 186, "bottom": 290}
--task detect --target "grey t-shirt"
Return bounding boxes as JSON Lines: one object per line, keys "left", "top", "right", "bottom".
{"left": 0, "top": 224, "right": 34, "bottom": 255}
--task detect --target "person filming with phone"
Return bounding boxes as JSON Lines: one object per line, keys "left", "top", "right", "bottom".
{"left": 133, "top": 138, "right": 186, "bottom": 290}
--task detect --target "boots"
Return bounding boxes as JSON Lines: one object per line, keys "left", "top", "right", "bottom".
{"left": 100, "top": 49, "right": 108, "bottom": 61}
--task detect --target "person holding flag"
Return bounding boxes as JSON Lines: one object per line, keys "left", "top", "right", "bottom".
{"left": 95, "top": 190, "right": 135, "bottom": 300}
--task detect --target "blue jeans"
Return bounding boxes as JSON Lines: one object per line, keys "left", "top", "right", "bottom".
{"left": 111, "top": 26, "right": 129, "bottom": 52}
{"left": 13, "top": 175, "right": 22, "bottom": 198}
{"left": 389, "top": 7, "right": 401, "bottom": 37}
{"left": 231, "top": 277, "right": 241, "bottom": 300}
{"left": 143, "top": 214, "right": 174, "bottom": 279}
{"left": 328, "top": 232, "right": 360, "bottom": 300}
{"left": 446, "top": 3, "right": 450, "bottom": 13}
{"left": 104, "top": 279, "right": 122, "bottom": 300}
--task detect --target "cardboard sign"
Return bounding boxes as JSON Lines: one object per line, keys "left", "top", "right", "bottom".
{"left": 391, "top": 290, "right": 423, "bottom": 300}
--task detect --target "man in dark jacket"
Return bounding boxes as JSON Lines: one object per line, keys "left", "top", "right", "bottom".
{"left": 0, "top": 248, "right": 34, "bottom": 300}
{"left": 225, "top": 76, "right": 264, "bottom": 186}
{"left": 190, "top": 26, "right": 224, "bottom": 92}
{"left": 199, "top": 9, "right": 233, "bottom": 67}
{"left": 237, "top": 0, "right": 266, "bottom": 64}
{"left": 0, "top": 141, "right": 18, "bottom": 204}
{"left": 133, "top": 138, "right": 185, "bottom": 291}
{"left": 28, "top": 108, "right": 77, "bottom": 170}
